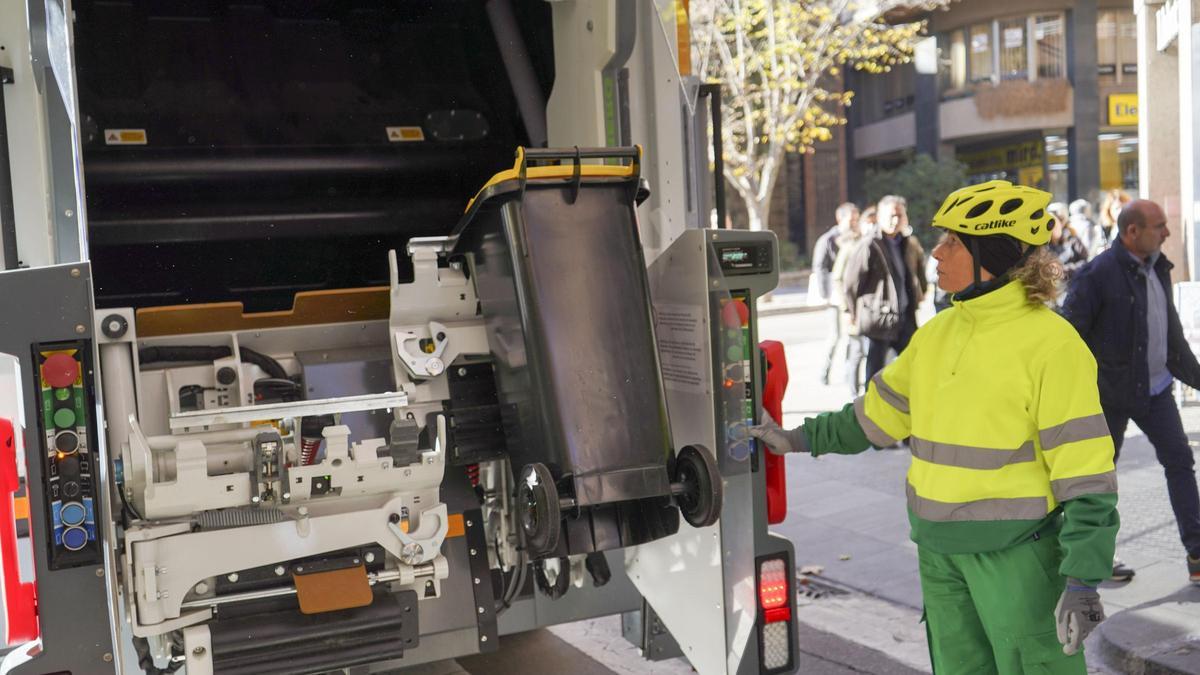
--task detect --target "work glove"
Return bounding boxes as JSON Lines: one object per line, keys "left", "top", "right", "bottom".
{"left": 746, "top": 410, "right": 809, "bottom": 455}
{"left": 1054, "top": 579, "right": 1105, "bottom": 655}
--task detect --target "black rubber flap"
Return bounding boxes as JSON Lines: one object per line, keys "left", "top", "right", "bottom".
{"left": 209, "top": 590, "right": 418, "bottom": 675}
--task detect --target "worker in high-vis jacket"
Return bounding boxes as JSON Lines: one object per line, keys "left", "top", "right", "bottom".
{"left": 751, "top": 181, "right": 1118, "bottom": 674}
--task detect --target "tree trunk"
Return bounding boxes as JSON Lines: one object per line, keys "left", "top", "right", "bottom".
{"left": 753, "top": 197, "right": 771, "bottom": 232}
{"left": 745, "top": 200, "right": 766, "bottom": 231}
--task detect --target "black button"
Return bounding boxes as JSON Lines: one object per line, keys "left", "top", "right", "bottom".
{"left": 217, "top": 367, "right": 237, "bottom": 386}
{"left": 54, "top": 431, "right": 79, "bottom": 453}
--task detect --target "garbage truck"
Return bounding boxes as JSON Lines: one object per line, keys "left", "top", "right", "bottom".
{"left": 0, "top": 1, "right": 798, "bottom": 672}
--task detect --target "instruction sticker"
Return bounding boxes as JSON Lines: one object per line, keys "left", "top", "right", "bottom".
{"left": 654, "top": 303, "right": 707, "bottom": 394}
{"left": 386, "top": 126, "right": 425, "bottom": 142}
{"left": 103, "top": 129, "right": 147, "bottom": 145}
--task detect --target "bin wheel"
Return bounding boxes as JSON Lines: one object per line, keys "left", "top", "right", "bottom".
{"left": 517, "top": 463, "right": 561, "bottom": 558}
{"left": 674, "top": 445, "right": 723, "bottom": 528}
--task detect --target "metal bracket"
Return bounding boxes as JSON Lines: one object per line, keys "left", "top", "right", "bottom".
{"left": 395, "top": 321, "right": 450, "bottom": 378}
{"left": 387, "top": 504, "right": 449, "bottom": 566}
{"left": 181, "top": 625, "right": 214, "bottom": 675}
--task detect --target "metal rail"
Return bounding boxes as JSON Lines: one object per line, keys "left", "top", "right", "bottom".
{"left": 169, "top": 391, "right": 409, "bottom": 431}
{"left": 178, "top": 562, "right": 438, "bottom": 610}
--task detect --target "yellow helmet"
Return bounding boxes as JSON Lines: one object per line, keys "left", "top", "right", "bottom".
{"left": 931, "top": 180, "right": 1054, "bottom": 246}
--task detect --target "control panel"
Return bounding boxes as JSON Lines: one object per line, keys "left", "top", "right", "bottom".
{"left": 718, "top": 293, "right": 756, "bottom": 461}
{"left": 33, "top": 342, "right": 101, "bottom": 568}
{"left": 708, "top": 230, "right": 777, "bottom": 472}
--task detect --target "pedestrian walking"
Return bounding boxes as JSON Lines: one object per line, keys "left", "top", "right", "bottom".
{"left": 753, "top": 180, "right": 1118, "bottom": 673}
{"left": 842, "top": 195, "right": 926, "bottom": 382}
{"left": 812, "top": 203, "right": 860, "bottom": 384}
{"left": 837, "top": 207, "right": 874, "bottom": 395}
{"left": 1068, "top": 199, "right": 1097, "bottom": 257}
{"left": 858, "top": 205, "right": 877, "bottom": 238}
{"left": 1086, "top": 189, "right": 1130, "bottom": 258}
{"left": 1047, "top": 202, "right": 1088, "bottom": 284}
{"left": 1061, "top": 198, "right": 1200, "bottom": 585}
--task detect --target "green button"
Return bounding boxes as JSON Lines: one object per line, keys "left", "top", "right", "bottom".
{"left": 726, "top": 345, "right": 742, "bottom": 362}
{"left": 53, "top": 408, "right": 76, "bottom": 429}
{"left": 54, "top": 388, "right": 71, "bottom": 402}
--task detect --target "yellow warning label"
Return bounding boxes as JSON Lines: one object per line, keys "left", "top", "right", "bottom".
{"left": 386, "top": 126, "right": 424, "bottom": 142}
{"left": 104, "top": 129, "right": 148, "bottom": 146}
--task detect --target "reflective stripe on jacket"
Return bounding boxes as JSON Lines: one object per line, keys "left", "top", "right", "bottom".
{"left": 856, "top": 280, "right": 1116, "bottom": 526}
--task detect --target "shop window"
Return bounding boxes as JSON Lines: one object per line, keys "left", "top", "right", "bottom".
{"left": 1045, "top": 134, "right": 1070, "bottom": 204}
{"left": 1035, "top": 15, "right": 1066, "bottom": 80}
{"left": 969, "top": 23, "right": 994, "bottom": 83}
{"left": 999, "top": 18, "right": 1027, "bottom": 80}
{"left": 1099, "top": 133, "right": 1139, "bottom": 193}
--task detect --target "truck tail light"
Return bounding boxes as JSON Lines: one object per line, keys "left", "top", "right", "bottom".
{"left": 757, "top": 554, "right": 794, "bottom": 672}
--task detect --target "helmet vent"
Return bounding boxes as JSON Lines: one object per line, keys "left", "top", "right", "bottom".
{"left": 999, "top": 199, "right": 1023, "bottom": 215}
{"left": 1030, "top": 209, "right": 1044, "bottom": 220}
{"left": 944, "top": 196, "right": 969, "bottom": 215}
{"left": 966, "top": 201, "right": 993, "bottom": 219}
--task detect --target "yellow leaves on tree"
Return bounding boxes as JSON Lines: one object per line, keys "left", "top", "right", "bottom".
{"left": 691, "top": 0, "right": 936, "bottom": 229}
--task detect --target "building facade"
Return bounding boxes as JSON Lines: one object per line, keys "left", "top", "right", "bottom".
{"left": 1135, "top": 0, "right": 1197, "bottom": 281}
{"left": 849, "top": 0, "right": 1140, "bottom": 210}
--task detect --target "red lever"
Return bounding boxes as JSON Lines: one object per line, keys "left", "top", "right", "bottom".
{"left": 0, "top": 418, "right": 38, "bottom": 644}
{"left": 759, "top": 341, "right": 789, "bottom": 525}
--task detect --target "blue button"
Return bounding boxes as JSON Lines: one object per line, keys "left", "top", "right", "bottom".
{"left": 61, "top": 502, "right": 86, "bottom": 526}
{"left": 62, "top": 526, "right": 88, "bottom": 551}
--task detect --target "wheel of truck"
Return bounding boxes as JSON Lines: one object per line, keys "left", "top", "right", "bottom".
{"left": 674, "top": 445, "right": 723, "bottom": 528}
{"left": 517, "top": 462, "right": 561, "bottom": 558}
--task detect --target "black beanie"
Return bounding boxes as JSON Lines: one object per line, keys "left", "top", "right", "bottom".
{"left": 956, "top": 232, "right": 1025, "bottom": 277}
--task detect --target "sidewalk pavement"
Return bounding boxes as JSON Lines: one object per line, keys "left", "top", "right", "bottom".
{"left": 758, "top": 307, "right": 1200, "bottom": 675}
{"left": 758, "top": 270, "right": 824, "bottom": 317}
{"left": 1091, "top": 409, "right": 1200, "bottom": 675}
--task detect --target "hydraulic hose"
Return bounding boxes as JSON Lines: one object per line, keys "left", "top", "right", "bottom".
{"left": 138, "top": 345, "right": 288, "bottom": 380}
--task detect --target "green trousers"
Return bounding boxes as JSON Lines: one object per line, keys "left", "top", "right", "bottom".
{"left": 919, "top": 532, "right": 1086, "bottom": 675}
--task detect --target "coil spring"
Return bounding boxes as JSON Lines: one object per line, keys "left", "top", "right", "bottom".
{"left": 466, "top": 463, "right": 480, "bottom": 487}
{"left": 300, "top": 436, "right": 322, "bottom": 466}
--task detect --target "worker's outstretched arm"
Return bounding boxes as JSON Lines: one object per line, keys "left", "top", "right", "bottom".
{"left": 750, "top": 403, "right": 869, "bottom": 456}
{"left": 750, "top": 330, "right": 917, "bottom": 456}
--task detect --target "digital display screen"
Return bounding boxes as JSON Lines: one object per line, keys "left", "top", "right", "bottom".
{"left": 720, "top": 246, "right": 754, "bottom": 267}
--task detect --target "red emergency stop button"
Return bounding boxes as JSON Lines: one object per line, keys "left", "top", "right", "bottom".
{"left": 721, "top": 299, "right": 749, "bottom": 328}
{"left": 41, "top": 353, "right": 79, "bottom": 389}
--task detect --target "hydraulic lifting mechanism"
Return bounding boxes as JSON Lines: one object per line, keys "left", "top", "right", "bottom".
{"left": 0, "top": 1, "right": 798, "bottom": 673}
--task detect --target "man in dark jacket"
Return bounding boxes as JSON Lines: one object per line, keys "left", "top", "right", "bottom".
{"left": 842, "top": 195, "right": 926, "bottom": 381}
{"left": 1062, "top": 199, "right": 1200, "bottom": 585}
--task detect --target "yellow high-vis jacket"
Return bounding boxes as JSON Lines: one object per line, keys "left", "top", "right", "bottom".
{"left": 803, "top": 280, "right": 1119, "bottom": 585}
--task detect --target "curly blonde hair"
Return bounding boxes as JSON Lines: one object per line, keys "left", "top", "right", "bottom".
{"left": 1011, "top": 246, "right": 1064, "bottom": 306}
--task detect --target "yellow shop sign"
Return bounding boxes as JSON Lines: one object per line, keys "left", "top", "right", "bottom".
{"left": 1108, "top": 93, "right": 1138, "bottom": 126}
